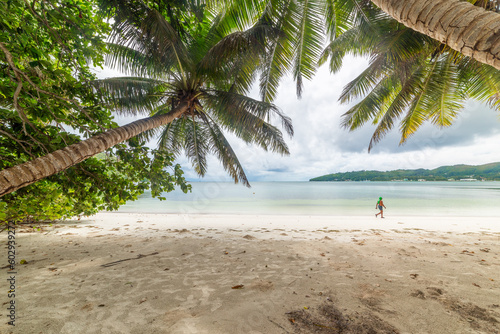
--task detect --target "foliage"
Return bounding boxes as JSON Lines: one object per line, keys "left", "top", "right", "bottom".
{"left": 0, "top": 153, "right": 189, "bottom": 224}
{"left": 100, "top": 0, "right": 208, "bottom": 40}
{"left": 0, "top": 0, "right": 113, "bottom": 134}
{"left": 0, "top": 0, "right": 190, "bottom": 225}
{"left": 0, "top": 114, "right": 190, "bottom": 224}
{"left": 310, "top": 162, "right": 500, "bottom": 181}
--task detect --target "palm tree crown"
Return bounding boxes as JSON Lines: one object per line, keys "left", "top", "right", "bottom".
{"left": 96, "top": 0, "right": 294, "bottom": 186}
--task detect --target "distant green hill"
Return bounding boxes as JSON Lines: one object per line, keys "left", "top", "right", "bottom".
{"left": 310, "top": 162, "right": 500, "bottom": 182}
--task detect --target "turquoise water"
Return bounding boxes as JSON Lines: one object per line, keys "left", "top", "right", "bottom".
{"left": 116, "top": 181, "right": 500, "bottom": 217}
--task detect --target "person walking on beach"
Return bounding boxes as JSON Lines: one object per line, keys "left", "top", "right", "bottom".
{"left": 375, "top": 197, "right": 386, "bottom": 218}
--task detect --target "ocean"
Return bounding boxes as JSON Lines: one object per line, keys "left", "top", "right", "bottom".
{"left": 116, "top": 181, "right": 500, "bottom": 217}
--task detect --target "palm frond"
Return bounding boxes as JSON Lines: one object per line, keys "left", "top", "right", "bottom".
{"left": 199, "top": 112, "right": 250, "bottom": 186}
{"left": 156, "top": 118, "right": 185, "bottom": 157}
{"left": 337, "top": 25, "right": 430, "bottom": 103}
{"left": 290, "top": 0, "right": 326, "bottom": 98}
{"left": 104, "top": 2, "right": 189, "bottom": 79}
{"left": 154, "top": 115, "right": 210, "bottom": 177}
{"left": 399, "top": 59, "right": 441, "bottom": 143}
{"left": 141, "top": 8, "right": 191, "bottom": 71}
{"left": 324, "top": 0, "right": 351, "bottom": 39}
{"left": 200, "top": 21, "right": 280, "bottom": 94}
{"left": 258, "top": 33, "right": 292, "bottom": 102}
{"left": 339, "top": 55, "right": 387, "bottom": 104}
{"left": 341, "top": 77, "right": 395, "bottom": 131}
{"left": 320, "top": 27, "right": 364, "bottom": 72}
{"left": 322, "top": 0, "right": 385, "bottom": 65}
{"left": 184, "top": 115, "right": 210, "bottom": 176}
{"left": 104, "top": 43, "right": 172, "bottom": 78}
{"left": 258, "top": 0, "right": 294, "bottom": 102}
{"left": 91, "top": 77, "right": 167, "bottom": 115}
{"left": 207, "top": 0, "right": 267, "bottom": 34}
{"left": 202, "top": 90, "right": 291, "bottom": 154}
{"left": 461, "top": 58, "right": 500, "bottom": 109}
{"left": 203, "top": 89, "right": 293, "bottom": 136}
{"left": 426, "top": 54, "right": 464, "bottom": 127}
{"left": 367, "top": 69, "right": 423, "bottom": 151}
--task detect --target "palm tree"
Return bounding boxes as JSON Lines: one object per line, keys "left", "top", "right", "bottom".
{"left": 0, "top": 0, "right": 293, "bottom": 197}
{"left": 320, "top": 0, "right": 500, "bottom": 151}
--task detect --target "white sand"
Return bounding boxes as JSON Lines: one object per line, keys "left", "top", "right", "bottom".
{"left": 1, "top": 213, "right": 499, "bottom": 333}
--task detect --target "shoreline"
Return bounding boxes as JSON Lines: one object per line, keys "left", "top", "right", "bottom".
{"left": 2, "top": 213, "right": 499, "bottom": 333}
{"left": 73, "top": 212, "right": 500, "bottom": 236}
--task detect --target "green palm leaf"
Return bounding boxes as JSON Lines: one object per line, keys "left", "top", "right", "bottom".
{"left": 104, "top": 43, "right": 174, "bottom": 78}
{"left": 202, "top": 90, "right": 291, "bottom": 154}
{"left": 208, "top": 0, "right": 267, "bottom": 34}
{"left": 184, "top": 115, "right": 210, "bottom": 176}
{"left": 200, "top": 22, "right": 278, "bottom": 94}
{"left": 367, "top": 70, "right": 423, "bottom": 151}
{"left": 91, "top": 77, "right": 169, "bottom": 115}
{"left": 258, "top": 0, "right": 294, "bottom": 102}
{"left": 399, "top": 58, "right": 440, "bottom": 143}
{"left": 199, "top": 112, "right": 250, "bottom": 186}
{"left": 290, "top": 0, "right": 326, "bottom": 97}
{"left": 203, "top": 89, "right": 293, "bottom": 136}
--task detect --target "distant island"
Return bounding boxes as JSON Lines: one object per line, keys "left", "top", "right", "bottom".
{"left": 310, "top": 162, "right": 500, "bottom": 182}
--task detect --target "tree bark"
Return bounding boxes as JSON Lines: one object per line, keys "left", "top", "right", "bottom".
{"left": 0, "top": 103, "right": 189, "bottom": 197}
{"left": 371, "top": 0, "right": 500, "bottom": 70}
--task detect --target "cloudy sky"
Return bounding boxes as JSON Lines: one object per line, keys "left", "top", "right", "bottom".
{"left": 95, "top": 55, "right": 500, "bottom": 182}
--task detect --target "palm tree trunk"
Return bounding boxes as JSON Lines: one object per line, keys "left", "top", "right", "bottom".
{"left": 0, "top": 103, "right": 189, "bottom": 197}
{"left": 371, "top": 0, "right": 500, "bottom": 70}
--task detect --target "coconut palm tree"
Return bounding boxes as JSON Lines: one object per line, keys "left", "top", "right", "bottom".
{"left": 0, "top": 0, "right": 293, "bottom": 196}
{"left": 320, "top": 0, "right": 500, "bottom": 151}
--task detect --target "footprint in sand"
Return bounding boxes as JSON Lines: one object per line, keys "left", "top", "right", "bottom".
{"left": 210, "top": 298, "right": 223, "bottom": 312}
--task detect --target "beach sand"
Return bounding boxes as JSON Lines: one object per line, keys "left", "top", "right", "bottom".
{"left": 1, "top": 213, "right": 500, "bottom": 333}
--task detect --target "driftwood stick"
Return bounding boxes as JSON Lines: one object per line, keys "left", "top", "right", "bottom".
{"left": 100, "top": 252, "right": 159, "bottom": 268}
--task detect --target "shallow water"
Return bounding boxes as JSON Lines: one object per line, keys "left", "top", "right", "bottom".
{"left": 116, "top": 181, "right": 500, "bottom": 217}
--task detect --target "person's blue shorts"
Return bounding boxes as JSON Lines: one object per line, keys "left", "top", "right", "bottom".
{"left": 378, "top": 205, "right": 383, "bottom": 210}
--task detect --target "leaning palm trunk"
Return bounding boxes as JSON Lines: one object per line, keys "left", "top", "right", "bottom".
{"left": 371, "top": 0, "right": 500, "bottom": 70}
{"left": 0, "top": 103, "right": 189, "bottom": 197}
